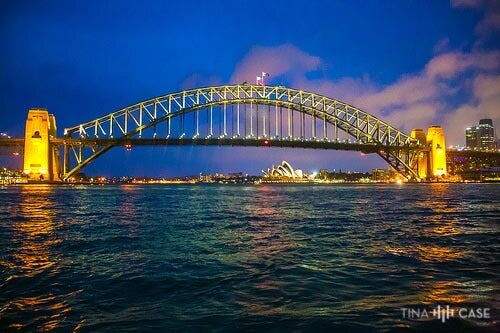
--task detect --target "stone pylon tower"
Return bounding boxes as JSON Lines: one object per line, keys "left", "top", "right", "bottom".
{"left": 411, "top": 126, "right": 447, "bottom": 180}
{"left": 410, "top": 128, "right": 428, "bottom": 180}
{"left": 23, "top": 109, "right": 60, "bottom": 181}
{"left": 427, "top": 126, "right": 447, "bottom": 178}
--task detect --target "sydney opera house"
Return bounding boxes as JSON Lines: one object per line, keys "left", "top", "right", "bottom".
{"left": 262, "top": 161, "right": 304, "bottom": 179}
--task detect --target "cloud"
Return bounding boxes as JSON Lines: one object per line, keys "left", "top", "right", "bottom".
{"left": 230, "top": 44, "right": 321, "bottom": 84}
{"left": 350, "top": 50, "right": 500, "bottom": 144}
{"left": 433, "top": 38, "right": 451, "bottom": 54}
{"left": 295, "top": 50, "right": 497, "bottom": 141}
{"left": 293, "top": 75, "right": 377, "bottom": 107}
{"left": 476, "top": 11, "right": 500, "bottom": 35}
{"left": 382, "top": 102, "right": 441, "bottom": 134}
{"left": 473, "top": 73, "right": 500, "bottom": 99}
{"left": 451, "top": 0, "right": 500, "bottom": 36}
{"left": 424, "top": 50, "right": 500, "bottom": 79}
{"left": 355, "top": 75, "right": 440, "bottom": 112}
{"left": 430, "top": 73, "right": 500, "bottom": 145}
{"left": 180, "top": 73, "right": 223, "bottom": 90}
{"left": 424, "top": 52, "right": 467, "bottom": 79}
{"left": 451, "top": 0, "right": 485, "bottom": 9}
{"left": 230, "top": 43, "right": 500, "bottom": 147}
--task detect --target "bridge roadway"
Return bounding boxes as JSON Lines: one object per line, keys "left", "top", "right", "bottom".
{"left": 0, "top": 138, "right": 24, "bottom": 155}
{"left": 2, "top": 136, "right": 499, "bottom": 181}
{"left": 0, "top": 137, "right": 417, "bottom": 155}
{"left": 61, "top": 137, "right": 400, "bottom": 153}
{"left": 3, "top": 136, "right": 499, "bottom": 161}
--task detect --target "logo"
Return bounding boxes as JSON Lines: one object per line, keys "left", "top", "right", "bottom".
{"left": 401, "top": 305, "right": 491, "bottom": 323}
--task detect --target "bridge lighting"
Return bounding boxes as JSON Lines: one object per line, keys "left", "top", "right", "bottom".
{"left": 125, "top": 144, "right": 132, "bottom": 151}
{"left": 56, "top": 84, "right": 434, "bottom": 181}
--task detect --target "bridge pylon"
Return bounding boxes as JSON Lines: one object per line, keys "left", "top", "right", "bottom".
{"left": 427, "top": 126, "right": 447, "bottom": 178}
{"left": 23, "top": 108, "right": 61, "bottom": 181}
{"left": 410, "top": 126, "right": 447, "bottom": 180}
{"left": 410, "top": 129, "right": 429, "bottom": 180}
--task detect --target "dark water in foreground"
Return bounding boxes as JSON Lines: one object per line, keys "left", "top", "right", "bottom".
{"left": 0, "top": 183, "right": 498, "bottom": 332}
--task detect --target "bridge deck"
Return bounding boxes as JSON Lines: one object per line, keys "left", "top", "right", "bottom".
{"left": 0, "top": 138, "right": 24, "bottom": 155}
{"left": 58, "top": 137, "right": 401, "bottom": 153}
{"left": 4, "top": 137, "right": 500, "bottom": 156}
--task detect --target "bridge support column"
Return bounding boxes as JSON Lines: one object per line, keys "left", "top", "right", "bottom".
{"left": 427, "top": 126, "right": 447, "bottom": 179}
{"left": 23, "top": 109, "right": 61, "bottom": 181}
{"left": 410, "top": 129, "right": 428, "bottom": 180}
{"left": 411, "top": 126, "right": 447, "bottom": 181}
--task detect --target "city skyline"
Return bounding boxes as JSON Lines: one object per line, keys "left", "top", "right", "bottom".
{"left": 1, "top": 1, "right": 499, "bottom": 177}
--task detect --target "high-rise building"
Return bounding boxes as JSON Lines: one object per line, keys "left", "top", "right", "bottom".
{"left": 478, "top": 119, "right": 495, "bottom": 150}
{"left": 465, "top": 126, "right": 478, "bottom": 149}
{"left": 465, "top": 119, "right": 496, "bottom": 151}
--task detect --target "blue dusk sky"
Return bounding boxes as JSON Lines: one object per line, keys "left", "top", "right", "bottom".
{"left": 1, "top": 0, "right": 499, "bottom": 177}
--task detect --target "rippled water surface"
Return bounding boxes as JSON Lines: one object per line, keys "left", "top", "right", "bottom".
{"left": 0, "top": 183, "right": 498, "bottom": 332}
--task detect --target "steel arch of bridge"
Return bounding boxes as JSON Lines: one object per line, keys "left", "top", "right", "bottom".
{"left": 62, "top": 84, "right": 422, "bottom": 180}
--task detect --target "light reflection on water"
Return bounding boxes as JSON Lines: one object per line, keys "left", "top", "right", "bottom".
{"left": 0, "top": 183, "right": 498, "bottom": 332}
{"left": 2, "top": 185, "right": 77, "bottom": 332}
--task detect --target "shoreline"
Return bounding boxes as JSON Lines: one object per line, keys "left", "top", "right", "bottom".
{"left": 3, "top": 180, "right": 498, "bottom": 186}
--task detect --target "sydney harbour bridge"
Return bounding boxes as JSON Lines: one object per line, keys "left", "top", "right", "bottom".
{"left": 0, "top": 84, "right": 456, "bottom": 181}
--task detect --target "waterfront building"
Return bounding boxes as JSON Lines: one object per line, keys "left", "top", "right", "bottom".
{"left": 371, "top": 168, "right": 391, "bottom": 182}
{"left": 319, "top": 169, "right": 330, "bottom": 180}
{"left": 0, "top": 167, "right": 28, "bottom": 184}
{"left": 262, "top": 161, "right": 304, "bottom": 179}
{"left": 466, "top": 126, "right": 478, "bottom": 149}
{"left": 466, "top": 119, "right": 496, "bottom": 151}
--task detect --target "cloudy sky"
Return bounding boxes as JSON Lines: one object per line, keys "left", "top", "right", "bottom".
{"left": 1, "top": 0, "right": 499, "bottom": 176}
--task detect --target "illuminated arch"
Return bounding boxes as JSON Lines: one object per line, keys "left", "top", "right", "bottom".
{"left": 62, "top": 84, "right": 422, "bottom": 180}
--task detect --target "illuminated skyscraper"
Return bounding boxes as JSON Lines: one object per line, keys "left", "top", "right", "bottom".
{"left": 465, "top": 126, "right": 478, "bottom": 149}
{"left": 465, "top": 119, "right": 496, "bottom": 151}
{"left": 478, "top": 119, "right": 495, "bottom": 150}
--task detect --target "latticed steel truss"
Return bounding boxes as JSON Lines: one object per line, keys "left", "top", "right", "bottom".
{"left": 63, "top": 84, "right": 422, "bottom": 180}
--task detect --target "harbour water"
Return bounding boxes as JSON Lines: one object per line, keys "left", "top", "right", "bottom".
{"left": 0, "top": 183, "right": 498, "bottom": 332}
